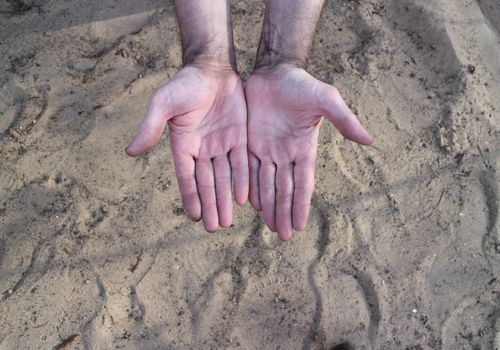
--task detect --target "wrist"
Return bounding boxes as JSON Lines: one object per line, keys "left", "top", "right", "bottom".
{"left": 254, "top": 52, "right": 307, "bottom": 71}
{"left": 254, "top": 23, "right": 309, "bottom": 71}
{"left": 251, "top": 61, "right": 304, "bottom": 78}
{"left": 182, "top": 45, "right": 236, "bottom": 71}
{"left": 184, "top": 59, "right": 239, "bottom": 78}
{"left": 182, "top": 61, "right": 242, "bottom": 86}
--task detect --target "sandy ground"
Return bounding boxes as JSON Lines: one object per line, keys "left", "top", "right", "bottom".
{"left": 0, "top": 0, "right": 499, "bottom": 349}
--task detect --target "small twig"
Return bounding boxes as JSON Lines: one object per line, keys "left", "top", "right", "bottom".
{"left": 421, "top": 189, "right": 445, "bottom": 221}
{"left": 54, "top": 334, "right": 79, "bottom": 350}
{"left": 130, "top": 253, "right": 142, "bottom": 273}
{"left": 434, "top": 189, "right": 445, "bottom": 209}
{"left": 477, "top": 145, "right": 489, "bottom": 167}
{"left": 131, "top": 28, "right": 143, "bottom": 35}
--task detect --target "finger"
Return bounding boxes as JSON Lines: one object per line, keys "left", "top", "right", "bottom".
{"left": 276, "top": 163, "right": 294, "bottom": 241}
{"left": 195, "top": 158, "right": 218, "bottom": 232}
{"left": 318, "top": 84, "right": 374, "bottom": 146}
{"left": 126, "top": 89, "right": 172, "bottom": 156}
{"left": 229, "top": 145, "right": 249, "bottom": 206}
{"left": 259, "top": 162, "right": 277, "bottom": 232}
{"left": 292, "top": 157, "right": 315, "bottom": 231}
{"left": 213, "top": 155, "right": 233, "bottom": 228}
{"left": 172, "top": 153, "right": 201, "bottom": 221}
{"left": 248, "top": 153, "right": 261, "bottom": 211}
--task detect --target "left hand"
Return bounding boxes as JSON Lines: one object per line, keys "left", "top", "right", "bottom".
{"left": 245, "top": 64, "right": 373, "bottom": 240}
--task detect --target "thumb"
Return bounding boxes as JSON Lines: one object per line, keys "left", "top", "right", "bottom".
{"left": 317, "top": 84, "right": 373, "bottom": 145}
{"left": 126, "top": 87, "right": 175, "bottom": 156}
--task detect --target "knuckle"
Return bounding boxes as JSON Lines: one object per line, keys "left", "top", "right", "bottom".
{"left": 197, "top": 183, "right": 214, "bottom": 191}
{"left": 276, "top": 186, "right": 293, "bottom": 199}
{"left": 151, "top": 87, "right": 173, "bottom": 109}
{"left": 329, "top": 85, "right": 340, "bottom": 96}
{"left": 294, "top": 176, "right": 314, "bottom": 192}
{"left": 320, "top": 85, "right": 340, "bottom": 102}
{"left": 216, "top": 193, "right": 233, "bottom": 201}
{"left": 176, "top": 174, "right": 195, "bottom": 186}
{"left": 181, "top": 190, "right": 199, "bottom": 202}
{"left": 232, "top": 163, "right": 249, "bottom": 173}
{"left": 215, "top": 175, "right": 232, "bottom": 184}
{"left": 259, "top": 182, "right": 275, "bottom": 192}
{"left": 150, "top": 90, "right": 163, "bottom": 105}
{"left": 294, "top": 182, "right": 314, "bottom": 192}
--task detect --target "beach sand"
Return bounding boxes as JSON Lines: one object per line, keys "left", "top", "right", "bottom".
{"left": 0, "top": 0, "right": 499, "bottom": 349}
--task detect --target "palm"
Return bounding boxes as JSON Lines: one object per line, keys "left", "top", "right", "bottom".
{"left": 247, "top": 69, "right": 323, "bottom": 167}
{"left": 127, "top": 66, "right": 249, "bottom": 231}
{"left": 246, "top": 67, "right": 373, "bottom": 240}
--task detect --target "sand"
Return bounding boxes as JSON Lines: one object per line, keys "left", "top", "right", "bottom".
{"left": 0, "top": 0, "right": 499, "bottom": 349}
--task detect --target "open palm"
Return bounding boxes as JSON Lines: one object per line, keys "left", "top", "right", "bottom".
{"left": 127, "top": 66, "right": 248, "bottom": 232}
{"left": 246, "top": 66, "right": 373, "bottom": 240}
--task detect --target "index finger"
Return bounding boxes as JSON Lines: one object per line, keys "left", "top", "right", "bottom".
{"left": 172, "top": 153, "right": 201, "bottom": 221}
{"left": 292, "top": 157, "right": 315, "bottom": 231}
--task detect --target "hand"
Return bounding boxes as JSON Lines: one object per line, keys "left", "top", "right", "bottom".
{"left": 126, "top": 65, "right": 249, "bottom": 232}
{"left": 245, "top": 65, "right": 373, "bottom": 241}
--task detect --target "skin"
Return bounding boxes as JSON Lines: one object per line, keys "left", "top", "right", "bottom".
{"left": 126, "top": 1, "right": 248, "bottom": 232}
{"left": 246, "top": 0, "right": 373, "bottom": 241}
{"left": 127, "top": 0, "right": 373, "bottom": 240}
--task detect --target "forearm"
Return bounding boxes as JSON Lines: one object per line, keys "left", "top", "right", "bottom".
{"left": 174, "top": 0, "right": 236, "bottom": 68}
{"left": 255, "top": 0, "right": 325, "bottom": 69}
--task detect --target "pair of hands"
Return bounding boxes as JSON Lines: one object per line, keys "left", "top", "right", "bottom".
{"left": 126, "top": 63, "right": 373, "bottom": 241}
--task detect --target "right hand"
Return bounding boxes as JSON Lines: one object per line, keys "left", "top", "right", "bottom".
{"left": 126, "top": 64, "right": 249, "bottom": 232}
